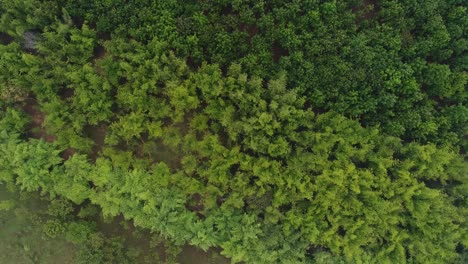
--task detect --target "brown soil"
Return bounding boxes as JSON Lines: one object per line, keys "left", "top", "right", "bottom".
{"left": 61, "top": 148, "right": 77, "bottom": 160}
{"left": 71, "top": 16, "right": 84, "bottom": 28}
{"left": 0, "top": 32, "right": 14, "bottom": 45}
{"left": 22, "top": 99, "right": 56, "bottom": 143}
{"left": 240, "top": 23, "right": 259, "bottom": 43}
{"left": 142, "top": 138, "right": 181, "bottom": 170}
{"left": 93, "top": 44, "right": 108, "bottom": 76}
{"left": 84, "top": 123, "right": 107, "bottom": 161}
{"left": 59, "top": 87, "right": 74, "bottom": 100}
{"left": 272, "top": 42, "right": 289, "bottom": 63}
{"left": 352, "top": 0, "right": 379, "bottom": 22}
{"left": 91, "top": 27, "right": 109, "bottom": 71}
{"left": 97, "top": 32, "right": 111, "bottom": 41}
{"left": 185, "top": 193, "right": 205, "bottom": 219}
{"left": 93, "top": 44, "right": 107, "bottom": 60}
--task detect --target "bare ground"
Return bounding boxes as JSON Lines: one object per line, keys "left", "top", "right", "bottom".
{"left": 0, "top": 32, "right": 13, "bottom": 45}
{"left": 352, "top": 0, "right": 379, "bottom": 22}
{"left": 22, "top": 99, "right": 56, "bottom": 143}
{"left": 85, "top": 123, "right": 108, "bottom": 161}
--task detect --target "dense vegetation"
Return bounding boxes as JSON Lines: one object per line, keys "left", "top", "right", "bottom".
{"left": 0, "top": 0, "right": 467, "bottom": 263}
{"left": 0, "top": 185, "right": 225, "bottom": 264}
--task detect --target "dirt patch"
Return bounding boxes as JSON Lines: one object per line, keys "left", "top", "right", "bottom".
{"left": 84, "top": 123, "right": 107, "bottom": 160}
{"left": 97, "top": 32, "right": 111, "bottom": 41}
{"left": 71, "top": 16, "right": 84, "bottom": 28}
{"left": 22, "top": 98, "right": 56, "bottom": 143}
{"left": 0, "top": 32, "right": 14, "bottom": 45}
{"left": 185, "top": 193, "right": 205, "bottom": 219}
{"left": 240, "top": 23, "right": 259, "bottom": 43}
{"left": 92, "top": 42, "right": 108, "bottom": 75}
{"left": 59, "top": 87, "right": 74, "bottom": 100}
{"left": 61, "top": 148, "right": 77, "bottom": 160}
{"left": 352, "top": 0, "right": 379, "bottom": 22}
{"left": 93, "top": 44, "right": 107, "bottom": 60}
{"left": 216, "top": 194, "right": 228, "bottom": 207}
{"left": 307, "top": 245, "right": 330, "bottom": 255}
{"left": 272, "top": 42, "right": 289, "bottom": 63}
{"left": 139, "top": 117, "right": 192, "bottom": 170}
{"left": 140, "top": 138, "right": 182, "bottom": 170}
{"left": 221, "top": 4, "right": 235, "bottom": 16}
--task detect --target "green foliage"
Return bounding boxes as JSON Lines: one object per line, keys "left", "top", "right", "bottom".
{"left": 0, "top": 199, "right": 15, "bottom": 211}
{"left": 47, "top": 198, "right": 73, "bottom": 219}
{"left": 0, "top": 0, "right": 466, "bottom": 263}
{"left": 12, "top": 139, "right": 62, "bottom": 193}
{"left": 57, "top": 154, "right": 93, "bottom": 204}
{"left": 65, "top": 221, "right": 95, "bottom": 244}
{"left": 0, "top": 108, "right": 28, "bottom": 135}
{"left": 79, "top": 235, "right": 127, "bottom": 264}
{"left": 43, "top": 219, "right": 65, "bottom": 238}
{"left": 0, "top": 0, "right": 60, "bottom": 36}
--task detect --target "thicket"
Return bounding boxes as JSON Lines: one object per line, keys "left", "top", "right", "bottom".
{"left": 0, "top": 185, "right": 185, "bottom": 264}
{"left": 0, "top": 0, "right": 467, "bottom": 263}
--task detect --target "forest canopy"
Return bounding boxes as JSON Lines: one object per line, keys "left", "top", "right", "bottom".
{"left": 0, "top": 0, "right": 467, "bottom": 263}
